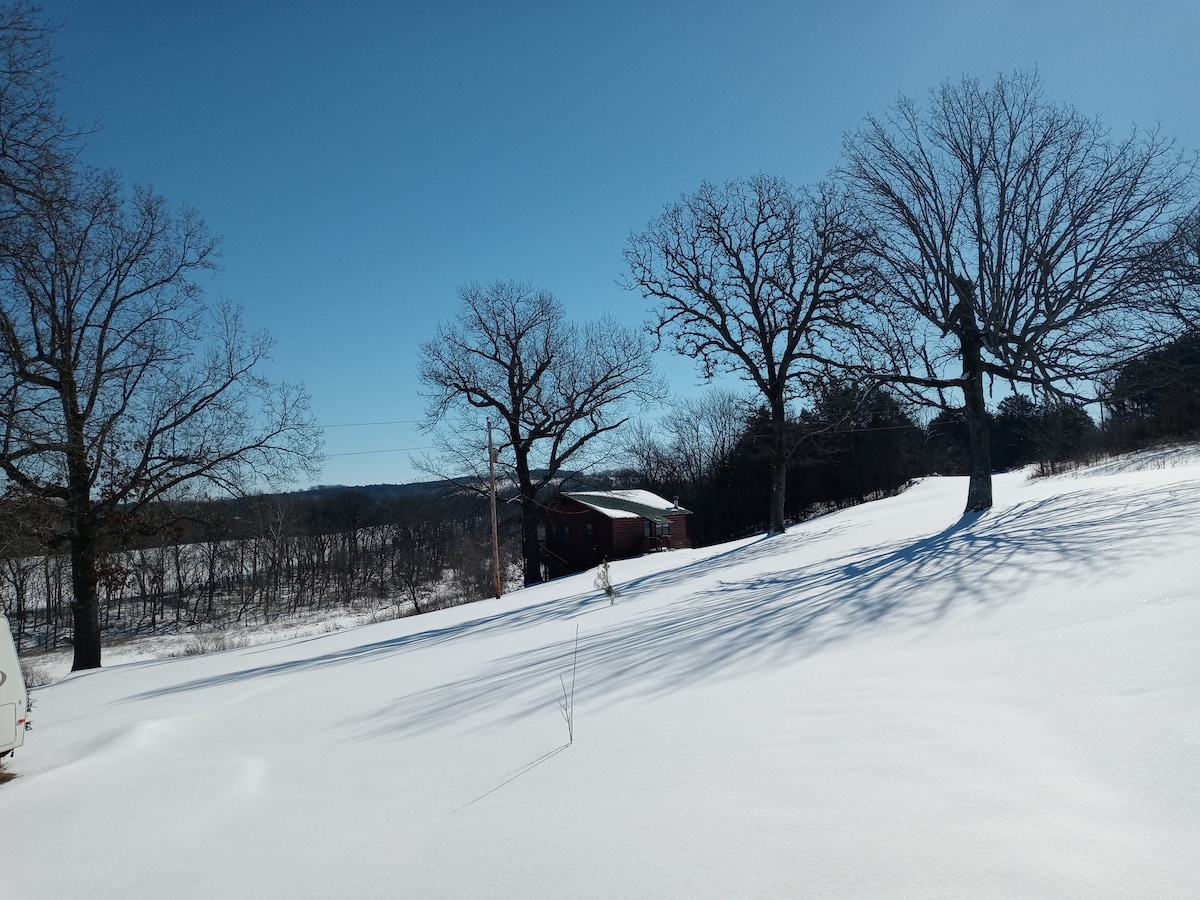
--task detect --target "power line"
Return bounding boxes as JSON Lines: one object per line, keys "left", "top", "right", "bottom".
{"left": 322, "top": 419, "right": 422, "bottom": 429}
{"left": 327, "top": 445, "right": 434, "bottom": 458}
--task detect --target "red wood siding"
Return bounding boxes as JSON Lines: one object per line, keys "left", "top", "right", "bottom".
{"left": 541, "top": 495, "right": 691, "bottom": 578}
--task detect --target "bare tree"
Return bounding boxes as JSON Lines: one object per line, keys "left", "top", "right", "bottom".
{"left": 0, "top": 167, "right": 321, "bottom": 670}
{"left": 0, "top": 8, "right": 321, "bottom": 670}
{"left": 1143, "top": 207, "right": 1200, "bottom": 333}
{"left": 0, "top": 3, "right": 78, "bottom": 217}
{"left": 626, "top": 175, "right": 866, "bottom": 533}
{"left": 626, "top": 389, "right": 747, "bottom": 488}
{"left": 418, "top": 281, "right": 662, "bottom": 586}
{"left": 842, "top": 70, "right": 1194, "bottom": 511}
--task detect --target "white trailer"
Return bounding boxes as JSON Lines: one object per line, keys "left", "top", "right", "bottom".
{"left": 0, "top": 613, "right": 28, "bottom": 757}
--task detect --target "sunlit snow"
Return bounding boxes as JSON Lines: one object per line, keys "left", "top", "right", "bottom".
{"left": 5, "top": 454, "right": 1199, "bottom": 899}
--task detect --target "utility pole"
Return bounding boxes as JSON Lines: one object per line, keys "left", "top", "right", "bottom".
{"left": 488, "top": 419, "right": 502, "bottom": 598}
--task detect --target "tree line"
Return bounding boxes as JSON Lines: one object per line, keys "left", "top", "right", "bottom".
{"left": 0, "top": 485, "right": 515, "bottom": 654}
{"left": 2, "top": 322, "right": 1194, "bottom": 655}
{"left": 613, "top": 338, "right": 1200, "bottom": 547}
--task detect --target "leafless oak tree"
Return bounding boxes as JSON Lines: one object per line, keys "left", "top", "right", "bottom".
{"left": 418, "top": 281, "right": 662, "bottom": 586}
{"left": 0, "top": 3, "right": 77, "bottom": 214}
{"left": 842, "top": 70, "right": 1195, "bottom": 511}
{"left": 0, "top": 170, "right": 321, "bottom": 670}
{"left": 1143, "top": 207, "right": 1200, "bottom": 333}
{"left": 626, "top": 175, "right": 866, "bottom": 534}
{"left": 0, "top": 8, "right": 322, "bottom": 669}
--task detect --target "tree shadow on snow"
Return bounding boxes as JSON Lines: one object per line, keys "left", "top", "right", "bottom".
{"left": 350, "top": 479, "right": 1197, "bottom": 737}
{"left": 123, "top": 478, "right": 1198, "bottom": 741}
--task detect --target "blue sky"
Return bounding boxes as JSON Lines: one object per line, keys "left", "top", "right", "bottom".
{"left": 37, "top": 0, "right": 1200, "bottom": 486}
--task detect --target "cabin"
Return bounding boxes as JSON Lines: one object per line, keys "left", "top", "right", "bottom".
{"left": 539, "top": 489, "right": 691, "bottom": 579}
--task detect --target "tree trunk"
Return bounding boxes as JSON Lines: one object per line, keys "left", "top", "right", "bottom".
{"left": 520, "top": 496, "right": 543, "bottom": 586}
{"left": 768, "top": 395, "right": 788, "bottom": 534}
{"left": 65, "top": 415, "right": 104, "bottom": 670}
{"left": 513, "top": 446, "right": 543, "bottom": 586}
{"left": 960, "top": 327, "right": 993, "bottom": 513}
{"left": 69, "top": 523, "right": 102, "bottom": 671}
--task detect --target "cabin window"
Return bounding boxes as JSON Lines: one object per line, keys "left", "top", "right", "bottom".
{"left": 643, "top": 520, "right": 670, "bottom": 537}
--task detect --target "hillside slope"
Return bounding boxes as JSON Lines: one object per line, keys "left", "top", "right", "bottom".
{"left": 5, "top": 455, "right": 1200, "bottom": 899}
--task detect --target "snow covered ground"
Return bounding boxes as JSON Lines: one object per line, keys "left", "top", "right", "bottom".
{"left": 4, "top": 455, "right": 1199, "bottom": 899}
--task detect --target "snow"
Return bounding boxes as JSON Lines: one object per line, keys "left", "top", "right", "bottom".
{"left": 564, "top": 488, "right": 687, "bottom": 518}
{"left": 4, "top": 457, "right": 1199, "bottom": 899}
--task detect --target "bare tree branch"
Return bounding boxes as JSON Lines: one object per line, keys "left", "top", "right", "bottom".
{"left": 841, "top": 70, "right": 1196, "bottom": 511}
{"left": 625, "top": 175, "right": 868, "bottom": 533}
{"left": 0, "top": 17, "right": 322, "bottom": 669}
{"left": 418, "top": 281, "right": 663, "bottom": 585}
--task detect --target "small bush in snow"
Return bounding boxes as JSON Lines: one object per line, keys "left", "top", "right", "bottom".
{"left": 595, "top": 560, "right": 617, "bottom": 605}
{"left": 21, "top": 659, "right": 53, "bottom": 688}
{"left": 177, "top": 630, "right": 248, "bottom": 657}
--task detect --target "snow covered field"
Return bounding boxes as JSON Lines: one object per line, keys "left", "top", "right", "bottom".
{"left": 4, "top": 454, "right": 1199, "bottom": 899}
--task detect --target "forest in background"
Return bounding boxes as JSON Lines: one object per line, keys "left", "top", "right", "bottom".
{"left": 4, "top": 327, "right": 1196, "bottom": 657}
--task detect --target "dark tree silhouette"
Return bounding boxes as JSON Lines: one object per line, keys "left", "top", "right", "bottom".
{"left": 0, "top": 10, "right": 321, "bottom": 669}
{"left": 626, "top": 175, "right": 867, "bottom": 533}
{"left": 1105, "top": 330, "right": 1200, "bottom": 443}
{"left": 418, "top": 281, "right": 662, "bottom": 586}
{"left": 842, "top": 70, "right": 1194, "bottom": 511}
